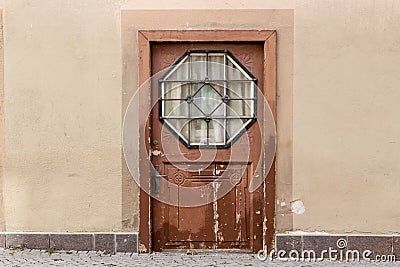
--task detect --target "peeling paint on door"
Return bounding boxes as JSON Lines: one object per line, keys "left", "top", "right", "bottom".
{"left": 149, "top": 41, "right": 274, "bottom": 252}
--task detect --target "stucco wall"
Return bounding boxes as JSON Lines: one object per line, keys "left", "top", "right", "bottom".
{"left": 1, "top": 0, "right": 123, "bottom": 231}
{"left": 293, "top": 0, "right": 400, "bottom": 233}
{"left": 0, "top": 0, "right": 399, "bottom": 234}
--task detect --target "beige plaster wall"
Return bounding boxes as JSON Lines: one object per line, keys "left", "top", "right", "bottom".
{"left": 293, "top": 0, "right": 400, "bottom": 233}
{"left": 1, "top": 0, "right": 123, "bottom": 231}
{"left": 0, "top": 0, "right": 399, "bottom": 234}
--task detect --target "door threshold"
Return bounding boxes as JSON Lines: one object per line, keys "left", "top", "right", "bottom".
{"left": 159, "top": 249, "right": 254, "bottom": 254}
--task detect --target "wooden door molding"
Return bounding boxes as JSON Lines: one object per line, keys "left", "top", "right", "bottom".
{"left": 138, "top": 30, "right": 276, "bottom": 253}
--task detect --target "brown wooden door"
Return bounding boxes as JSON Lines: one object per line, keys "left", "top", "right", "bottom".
{"left": 150, "top": 42, "right": 267, "bottom": 252}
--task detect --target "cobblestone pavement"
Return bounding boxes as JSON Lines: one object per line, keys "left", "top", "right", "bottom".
{"left": 0, "top": 249, "right": 400, "bottom": 266}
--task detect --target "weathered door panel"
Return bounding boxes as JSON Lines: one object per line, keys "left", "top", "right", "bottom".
{"left": 151, "top": 42, "right": 265, "bottom": 252}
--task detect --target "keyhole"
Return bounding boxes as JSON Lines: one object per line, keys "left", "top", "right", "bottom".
{"left": 152, "top": 140, "right": 159, "bottom": 147}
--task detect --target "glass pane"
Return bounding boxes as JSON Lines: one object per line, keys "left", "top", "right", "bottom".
{"left": 227, "top": 118, "right": 246, "bottom": 140}
{"left": 209, "top": 82, "right": 225, "bottom": 96}
{"left": 193, "top": 84, "right": 221, "bottom": 115}
{"left": 227, "top": 100, "right": 253, "bottom": 117}
{"left": 211, "top": 80, "right": 225, "bottom": 88}
{"left": 166, "top": 56, "right": 189, "bottom": 80}
{"left": 163, "top": 100, "right": 188, "bottom": 117}
{"left": 227, "top": 81, "right": 254, "bottom": 99}
{"left": 190, "top": 54, "right": 206, "bottom": 80}
{"left": 208, "top": 119, "right": 226, "bottom": 144}
{"left": 190, "top": 119, "right": 208, "bottom": 144}
{"left": 211, "top": 102, "right": 224, "bottom": 117}
{"left": 227, "top": 56, "right": 247, "bottom": 80}
{"left": 208, "top": 55, "right": 225, "bottom": 80}
{"left": 163, "top": 82, "right": 193, "bottom": 99}
{"left": 165, "top": 119, "right": 189, "bottom": 141}
{"left": 190, "top": 101, "right": 205, "bottom": 117}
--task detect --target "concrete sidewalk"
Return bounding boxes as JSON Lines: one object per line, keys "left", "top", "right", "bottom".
{"left": 0, "top": 249, "right": 399, "bottom": 266}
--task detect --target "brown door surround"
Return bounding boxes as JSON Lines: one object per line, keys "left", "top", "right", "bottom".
{"left": 138, "top": 30, "right": 276, "bottom": 253}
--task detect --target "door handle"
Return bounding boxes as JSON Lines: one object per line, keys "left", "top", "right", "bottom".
{"left": 154, "top": 166, "right": 167, "bottom": 194}
{"left": 154, "top": 173, "right": 167, "bottom": 194}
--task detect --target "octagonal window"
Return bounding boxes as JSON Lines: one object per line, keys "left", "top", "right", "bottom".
{"left": 159, "top": 50, "right": 257, "bottom": 148}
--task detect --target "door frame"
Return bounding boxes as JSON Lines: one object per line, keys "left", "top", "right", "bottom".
{"left": 137, "top": 30, "right": 276, "bottom": 253}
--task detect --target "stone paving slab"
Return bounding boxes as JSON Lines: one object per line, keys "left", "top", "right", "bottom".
{"left": 0, "top": 249, "right": 399, "bottom": 266}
